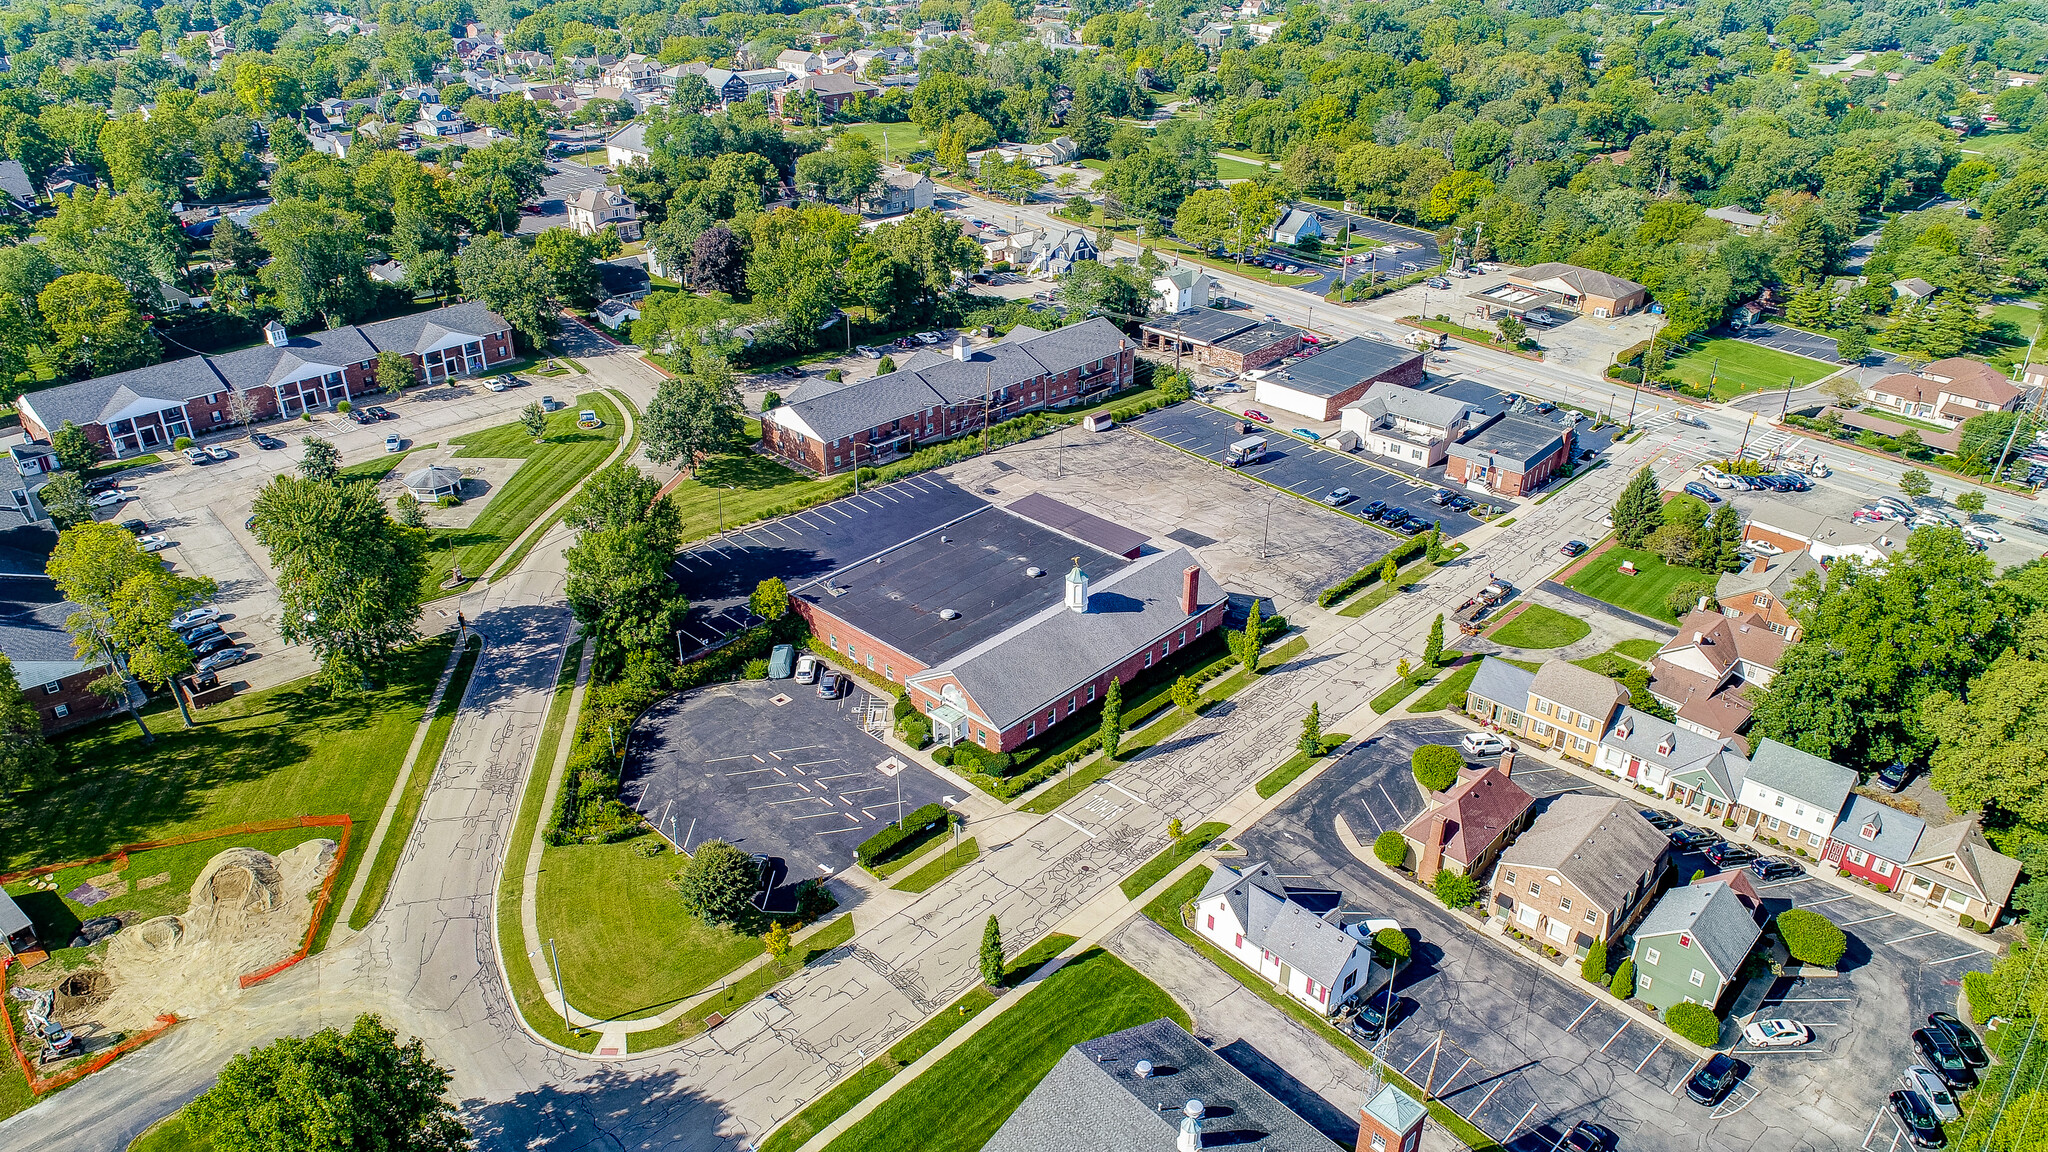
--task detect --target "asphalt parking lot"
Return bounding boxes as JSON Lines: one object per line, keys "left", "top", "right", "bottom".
{"left": 1718, "top": 322, "right": 1915, "bottom": 377}
{"left": 1233, "top": 716, "right": 1993, "bottom": 1152}
{"left": 618, "top": 676, "right": 955, "bottom": 883}
{"left": 667, "top": 475, "right": 985, "bottom": 654}
{"left": 1136, "top": 403, "right": 1486, "bottom": 536}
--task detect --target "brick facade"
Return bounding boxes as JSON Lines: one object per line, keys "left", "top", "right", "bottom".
{"left": 24, "top": 664, "right": 116, "bottom": 733}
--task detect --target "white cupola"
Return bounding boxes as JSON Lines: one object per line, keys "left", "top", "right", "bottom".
{"left": 1064, "top": 557, "right": 1089, "bottom": 613}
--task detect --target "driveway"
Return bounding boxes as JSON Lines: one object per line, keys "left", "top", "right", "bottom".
{"left": 1136, "top": 403, "right": 1486, "bottom": 535}
{"left": 1231, "top": 716, "right": 1992, "bottom": 1152}
{"left": 618, "top": 676, "right": 954, "bottom": 882}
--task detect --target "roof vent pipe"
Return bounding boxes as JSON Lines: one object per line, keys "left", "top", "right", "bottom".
{"left": 939, "top": 608, "right": 959, "bottom": 620}
{"left": 1026, "top": 566, "right": 1044, "bottom": 577}
{"left": 1134, "top": 1061, "right": 1153, "bottom": 1079}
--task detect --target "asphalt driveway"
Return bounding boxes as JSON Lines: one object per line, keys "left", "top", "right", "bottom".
{"left": 1231, "top": 716, "right": 1993, "bottom": 1152}
{"left": 619, "top": 676, "right": 956, "bottom": 883}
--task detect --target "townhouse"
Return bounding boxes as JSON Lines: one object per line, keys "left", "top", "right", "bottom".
{"left": 1861, "top": 357, "right": 2022, "bottom": 429}
{"left": 1900, "top": 817, "right": 2021, "bottom": 926}
{"left": 18, "top": 303, "right": 514, "bottom": 459}
{"left": 1630, "top": 876, "right": 1763, "bottom": 1013}
{"left": 1521, "top": 660, "right": 1627, "bottom": 767}
{"left": 1824, "top": 794, "right": 1925, "bottom": 892}
{"left": 1714, "top": 551, "right": 1817, "bottom": 640}
{"left": 1732, "top": 739, "right": 1856, "bottom": 854}
{"left": 1644, "top": 609, "right": 1785, "bottom": 742}
{"left": 1195, "top": 860, "right": 1386, "bottom": 1016}
{"left": 1400, "top": 761, "right": 1534, "bottom": 882}
{"left": 1595, "top": 707, "right": 1747, "bottom": 819}
{"left": 1489, "top": 794, "right": 1670, "bottom": 956}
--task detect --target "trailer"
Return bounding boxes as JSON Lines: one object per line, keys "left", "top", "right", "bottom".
{"left": 1453, "top": 581, "right": 1513, "bottom": 635}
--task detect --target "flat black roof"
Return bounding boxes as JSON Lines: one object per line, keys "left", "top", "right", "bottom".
{"left": 795, "top": 505, "right": 1131, "bottom": 665}
{"left": 1216, "top": 322, "right": 1301, "bottom": 353}
{"left": 1255, "top": 337, "right": 1420, "bottom": 398}
{"left": 1139, "top": 307, "right": 1259, "bottom": 346}
{"left": 1450, "top": 412, "right": 1572, "bottom": 468}
{"left": 1006, "top": 493, "right": 1149, "bottom": 559}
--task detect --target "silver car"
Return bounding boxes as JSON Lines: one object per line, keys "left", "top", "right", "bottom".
{"left": 1905, "top": 1066, "right": 1961, "bottom": 1121}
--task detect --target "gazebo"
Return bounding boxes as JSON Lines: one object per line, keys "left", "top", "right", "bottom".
{"left": 404, "top": 464, "right": 463, "bottom": 500}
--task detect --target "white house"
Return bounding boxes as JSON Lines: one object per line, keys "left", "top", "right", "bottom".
{"left": 1153, "top": 267, "right": 1214, "bottom": 313}
{"left": 1732, "top": 739, "right": 1856, "bottom": 853}
{"left": 595, "top": 298, "right": 641, "bottom": 330}
{"left": 862, "top": 170, "right": 934, "bottom": 216}
{"left": 605, "top": 122, "right": 650, "bottom": 167}
{"left": 776, "top": 48, "right": 824, "bottom": 78}
{"left": 1338, "top": 381, "right": 1479, "bottom": 468}
{"left": 567, "top": 186, "right": 642, "bottom": 240}
{"left": 1596, "top": 707, "right": 1747, "bottom": 819}
{"left": 1194, "top": 861, "right": 1385, "bottom": 1017}
{"left": 1271, "top": 208, "right": 1323, "bottom": 246}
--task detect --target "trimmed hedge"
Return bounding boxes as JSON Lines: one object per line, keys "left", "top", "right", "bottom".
{"left": 1775, "top": 908, "right": 1847, "bottom": 967}
{"left": 856, "top": 803, "right": 953, "bottom": 867}
{"left": 1317, "top": 538, "right": 1430, "bottom": 607}
{"left": 1373, "top": 830, "right": 1409, "bottom": 868}
{"left": 1664, "top": 1002, "right": 1722, "bottom": 1046}
{"left": 1412, "top": 744, "right": 1463, "bottom": 793}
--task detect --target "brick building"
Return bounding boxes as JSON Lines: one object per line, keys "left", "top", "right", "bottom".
{"left": 1444, "top": 414, "right": 1575, "bottom": 497}
{"left": 761, "top": 320, "right": 1134, "bottom": 475}
{"left": 1138, "top": 308, "right": 1302, "bottom": 374}
{"left": 18, "top": 303, "right": 514, "bottom": 459}
{"left": 789, "top": 499, "right": 1230, "bottom": 754}
{"left": 1489, "top": 793, "right": 1670, "bottom": 956}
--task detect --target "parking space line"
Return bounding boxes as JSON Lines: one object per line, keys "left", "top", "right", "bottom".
{"left": 1839, "top": 912, "right": 1895, "bottom": 926}
{"left": 1634, "top": 1038, "right": 1665, "bottom": 1073}
{"left": 1671, "top": 1056, "right": 1707, "bottom": 1094}
{"left": 1050, "top": 812, "right": 1098, "bottom": 839}
{"left": 813, "top": 825, "right": 867, "bottom": 836}
{"left": 1103, "top": 780, "right": 1145, "bottom": 804}
{"left": 1800, "top": 894, "right": 1855, "bottom": 907}
{"left": 836, "top": 787, "right": 888, "bottom": 798}
{"left": 1600, "top": 1022, "right": 1630, "bottom": 1052}
{"left": 1440, "top": 1057, "right": 1477, "bottom": 1095}
{"left": 1924, "top": 951, "right": 1984, "bottom": 966}
{"left": 1469, "top": 1077, "right": 1508, "bottom": 1119}
{"left": 1766, "top": 997, "right": 1854, "bottom": 1003}
{"left": 1401, "top": 1034, "right": 1441, "bottom": 1077}
{"left": 1565, "top": 1002, "right": 1596, "bottom": 1033}
{"left": 791, "top": 811, "right": 853, "bottom": 822}
{"left": 812, "top": 771, "right": 864, "bottom": 783}
{"left": 766, "top": 795, "right": 828, "bottom": 806}
{"left": 1504, "top": 1101, "right": 1542, "bottom": 1141}
{"left": 705, "top": 754, "right": 760, "bottom": 764}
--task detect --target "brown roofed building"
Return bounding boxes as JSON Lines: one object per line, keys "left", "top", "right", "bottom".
{"left": 1861, "top": 357, "right": 2022, "bottom": 430}
{"left": 1900, "top": 815, "right": 2023, "bottom": 926}
{"left": 1715, "top": 550, "right": 1818, "bottom": 640}
{"left": 1502, "top": 262, "right": 1648, "bottom": 317}
{"left": 1489, "top": 793, "right": 1671, "bottom": 956}
{"left": 1401, "top": 761, "right": 1536, "bottom": 883}
{"left": 1521, "top": 659, "right": 1627, "bottom": 765}
{"left": 1645, "top": 609, "right": 1785, "bottom": 741}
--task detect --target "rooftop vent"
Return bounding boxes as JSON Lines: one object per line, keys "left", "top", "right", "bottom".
{"left": 939, "top": 608, "right": 959, "bottom": 620}
{"left": 1134, "top": 1060, "right": 1154, "bottom": 1079}
{"left": 1026, "top": 566, "right": 1045, "bottom": 577}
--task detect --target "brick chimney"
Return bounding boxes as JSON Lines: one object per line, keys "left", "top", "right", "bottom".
{"left": 1180, "top": 565, "right": 1201, "bottom": 615}
{"left": 1416, "top": 815, "right": 1446, "bottom": 883}
{"left": 1499, "top": 750, "right": 1514, "bottom": 774}
{"left": 1749, "top": 554, "right": 1768, "bottom": 575}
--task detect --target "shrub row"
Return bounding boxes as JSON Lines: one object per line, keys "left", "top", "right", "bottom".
{"left": 856, "top": 803, "right": 953, "bottom": 867}
{"left": 1317, "top": 538, "right": 1430, "bottom": 606}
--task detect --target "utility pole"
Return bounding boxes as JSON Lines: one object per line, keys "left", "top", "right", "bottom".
{"left": 1991, "top": 327, "right": 2042, "bottom": 483}
{"left": 549, "top": 938, "right": 573, "bottom": 1035}
{"left": 1778, "top": 373, "right": 1796, "bottom": 421}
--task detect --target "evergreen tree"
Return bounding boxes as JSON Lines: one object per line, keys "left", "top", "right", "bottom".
{"left": 1706, "top": 503, "right": 1743, "bottom": 572}
{"left": 1580, "top": 938, "right": 1608, "bottom": 983}
{"left": 1297, "top": 702, "right": 1323, "bottom": 756}
{"left": 979, "top": 915, "right": 1004, "bottom": 986}
{"left": 1423, "top": 614, "right": 1445, "bottom": 667}
{"left": 1099, "top": 676, "right": 1124, "bottom": 760}
{"left": 1612, "top": 467, "right": 1666, "bottom": 547}
{"left": 1236, "top": 599, "right": 1265, "bottom": 675}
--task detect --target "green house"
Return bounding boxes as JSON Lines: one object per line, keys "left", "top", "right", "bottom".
{"left": 1630, "top": 878, "right": 1762, "bottom": 1013}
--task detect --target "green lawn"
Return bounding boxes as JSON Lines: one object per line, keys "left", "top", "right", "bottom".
{"left": 1120, "top": 822, "right": 1227, "bottom": 900}
{"left": 893, "top": 838, "right": 979, "bottom": 893}
{"left": 1488, "top": 603, "right": 1592, "bottom": 649}
{"left": 336, "top": 447, "right": 418, "bottom": 484}
{"left": 128, "top": 1112, "right": 214, "bottom": 1152}
{"left": 668, "top": 449, "right": 849, "bottom": 542}
{"left": 1408, "top": 657, "right": 1482, "bottom": 713}
{"left": 1572, "top": 638, "right": 1662, "bottom": 678}
{"left": 1255, "top": 735, "right": 1348, "bottom": 798}
{"left": 759, "top": 934, "right": 1077, "bottom": 1152}
{"left": 426, "top": 392, "right": 624, "bottom": 588}
{"left": 835, "top": 121, "right": 931, "bottom": 162}
{"left": 347, "top": 636, "right": 480, "bottom": 930}
{"left": 534, "top": 836, "right": 765, "bottom": 1022}
{"left": 1660, "top": 338, "right": 1834, "bottom": 399}
{"left": 1337, "top": 558, "right": 1437, "bottom": 617}
{"left": 1213, "top": 153, "right": 1275, "bottom": 179}
{"left": 1370, "top": 674, "right": 1428, "bottom": 714}
{"left": 1564, "top": 548, "right": 1718, "bottom": 624}
{"left": 824, "top": 947, "right": 1189, "bottom": 1152}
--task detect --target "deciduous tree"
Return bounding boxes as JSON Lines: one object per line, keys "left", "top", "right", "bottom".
{"left": 456, "top": 234, "right": 558, "bottom": 349}
{"left": 0, "top": 654, "right": 55, "bottom": 803}
{"left": 250, "top": 476, "right": 429, "bottom": 691}
{"left": 38, "top": 273, "right": 157, "bottom": 375}
{"left": 254, "top": 199, "right": 372, "bottom": 328}
{"left": 377, "top": 350, "right": 415, "bottom": 396}
{"left": 1923, "top": 649, "right": 2048, "bottom": 825}
{"left": 49, "top": 523, "right": 215, "bottom": 735}
{"left": 51, "top": 421, "right": 100, "bottom": 471}
{"left": 188, "top": 1014, "right": 467, "bottom": 1152}
{"left": 1423, "top": 614, "right": 1445, "bottom": 667}
{"left": 38, "top": 472, "right": 91, "bottom": 529}
{"left": 643, "top": 360, "right": 744, "bottom": 475}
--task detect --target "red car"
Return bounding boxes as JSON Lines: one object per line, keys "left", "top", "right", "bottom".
{"left": 1244, "top": 409, "right": 1271, "bottom": 423}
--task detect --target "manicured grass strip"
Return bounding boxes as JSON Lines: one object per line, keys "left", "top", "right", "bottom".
{"left": 489, "top": 391, "right": 640, "bottom": 582}
{"left": 1563, "top": 547, "right": 1716, "bottom": 624}
{"left": 336, "top": 448, "right": 416, "bottom": 484}
{"left": 83, "top": 454, "right": 162, "bottom": 482}
{"left": 494, "top": 634, "right": 598, "bottom": 1054}
{"left": 1143, "top": 871, "right": 1502, "bottom": 1152}
{"left": 1371, "top": 674, "right": 1429, "bottom": 714}
{"left": 424, "top": 392, "right": 623, "bottom": 588}
{"left": 1255, "top": 735, "right": 1348, "bottom": 798}
{"left": 1661, "top": 336, "right": 1833, "bottom": 399}
{"left": 893, "top": 839, "right": 979, "bottom": 893}
{"left": 127, "top": 1110, "right": 213, "bottom": 1152}
{"left": 823, "top": 947, "right": 1189, "bottom": 1152}
{"left": 1408, "top": 658, "right": 1481, "bottom": 713}
{"left": 865, "top": 818, "right": 957, "bottom": 880}
{"left": 1488, "top": 603, "right": 1591, "bottom": 649}
{"left": 758, "top": 934, "right": 1076, "bottom": 1152}
{"left": 347, "top": 635, "right": 481, "bottom": 931}
{"left": 1338, "top": 557, "right": 1437, "bottom": 617}
{"left": 693, "top": 915, "right": 855, "bottom": 1023}
{"left": 1120, "top": 822, "right": 1228, "bottom": 900}
{"left": 1572, "top": 639, "right": 1659, "bottom": 678}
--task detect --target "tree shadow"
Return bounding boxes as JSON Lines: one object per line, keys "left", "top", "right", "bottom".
{"left": 1213, "top": 1038, "right": 1357, "bottom": 1145}
{"left": 695, "top": 453, "right": 808, "bottom": 492}
{"left": 462, "top": 1065, "right": 736, "bottom": 1150}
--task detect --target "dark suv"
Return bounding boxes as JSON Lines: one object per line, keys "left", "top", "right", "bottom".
{"left": 1913, "top": 1028, "right": 1977, "bottom": 1088}
{"left": 1686, "top": 1053, "right": 1744, "bottom": 1105}
{"left": 1929, "top": 1013, "right": 1988, "bottom": 1067}
{"left": 1889, "top": 1090, "right": 1946, "bottom": 1148}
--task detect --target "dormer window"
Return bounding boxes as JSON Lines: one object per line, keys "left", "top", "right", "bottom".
{"left": 1657, "top": 736, "right": 1675, "bottom": 756}
{"left": 1862, "top": 820, "right": 1879, "bottom": 841}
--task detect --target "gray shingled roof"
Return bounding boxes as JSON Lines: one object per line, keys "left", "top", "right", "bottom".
{"left": 1343, "top": 380, "right": 1473, "bottom": 429}
{"left": 917, "top": 547, "right": 1222, "bottom": 730}
{"left": 1831, "top": 795, "right": 1925, "bottom": 864}
{"left": 1447, "top": 413, "right": 1571, "bottom": 471}
{"left": 357, "top": 301, "right": 509, "bottom": 357}
{"left": 1195, "top": 861, "right": 1361, "bottom": 987}
{"left": 1605, "top": 707, "right": 1729, "bottom": 777}
{"left": 1499, "top": 794, "right": 1668, "bottom": 915}
{"left": 1635, "top": 879, "right": 1761, "bottom": 981}
{"left": 1468, "top": 655, "right": 1535, "bottom": 710}
{"left": 1743, "top": 739, "right": 1855, "bottom": 814}
{"left": 981, "top": 1019, "right": 1344, "bottom": 1152}
{"left": 0, "top": 576, "right": 97, "bottom": 685}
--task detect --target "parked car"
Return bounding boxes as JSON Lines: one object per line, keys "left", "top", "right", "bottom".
{"left": 816, "top": 670, "right": 844, "bottom": 698}
{"left": 1877, "top": 760, "right": 1914, "bottom": 793}
{"left": 204, "top": 444, "right": 231, "bottom": 461}
{"left": 170, "top": 606, "right": 218, "bottom": 630}
{"left": 1207, "top": 367, "right": 1235, "bottom": 378}
{"left": 1929, "top": 1013, "right": 1988, "bottom": 1067}
{"left": 1398, "top": 516, "right": 1431, "bottom": 535}
{"left": 1741, "top": 1019, "right": 1811, "bottom": 1048}
{"left": 1363, "top": 501, "right": 1388, "bottom": 518}
{"left": 913, "top": 331, "right": 943, "bottom": 344}
{"left": 1669, "top": 826, "right": 1719, "bottom": 849}
{"left": 1560, "top": 1122, "right": 1616, "bottom": 1152}
{"left": 1561, "top": 540, "right": 1588, "bottom": 557}
{"left": 794, "top": 654, "right": 819, "bottom": 685}
{"left": 120, "top": 518, "right": 148, "bottom": 534}
{"left": 252, "top": 433, "right": 285, "bottom": 449}
{"left": 1292, "top": 428, "right": 1322, "bottom": 441}
{"left": 136, "top": 534, "right": 171, "bottom": 553}
{"left": 1682, "top": 481, "right": 1723, "bottom": 503}
{"left": 1703, "top": 841, "right": 1754, "bottom": 867}
{"left": 196, "top": 646, "right": 251, "bottom": 674}
{"left": 385, "top": 434, "right": 403, "bottom": 452}
{"left": 1685, "top": 1053, "right": 1745, "bottom": 1105}
{"left": 1889, "top": 1090, "right": 1947, "bottom": 1148}
{"left": 1323, "top": 487, "right": 1354, "bottom": 507}
{"left": 1377, "top": 506, "right": 1409, "bottom": 523}
{"left": 1906, "top": 1067, "right": 1962, "bottom": 1122}
{"left": 191, "top": 633, "right": 236, "bottom": 657}
{"left": 89, "top": 491, "right": 129, "bottom": 508}
{"left": 1448, "top": 495, "right": 1476, "bottom": 512}
{"left": 180, "top": 622, "right": 225, "bottom": 647}
{"left": 1913, "top": 1028, "right": 1977, "bottom": 1088}
{"left": 1353, "top": 993, "right": 1409, "bottom": 1033}
{"left": 1430, "top": 489, "right": 1454, "bottom": 506}
{"left": 1639, "top": 809, "right": 1681, "bottom": 831}
{"left": 183, "top": 447, "right": 211, "bottom": 465}
{"left": 365, "top": 405, "right": 395, "bottom": 420}
{"left": 1750, "top": 857, "right": 1802, "bottom": 882}
{"left": 485, "top": 379, "right": 511, "bottom": 392}
{"left": 349, "top": 409, "right": 378, "bottom": 425}
{"left": 1743, "top": 540, "right": 1783, "bottom": 556}
{"left": 1461, "top": 733, "right": 1510, "bottom": 757}
{"left": 1244, "top": 409, "right": 1271, "bottom": 423}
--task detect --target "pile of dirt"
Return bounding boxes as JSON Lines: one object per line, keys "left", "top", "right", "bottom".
{"left": 92, "top": 840, "right": 337, "bottom": 1031}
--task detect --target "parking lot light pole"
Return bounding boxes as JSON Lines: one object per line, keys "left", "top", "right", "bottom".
{"left": 549, "top": 937, "right": 573, "bottom": 1034}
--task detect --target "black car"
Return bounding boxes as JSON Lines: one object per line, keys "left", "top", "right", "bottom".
{"left": 1398, "top": 517, "right": 1430, "bottom": 535}
{"left": 1639, "top": 809, "right": 1681, "bottom": 830}
{"left": 1913, "top": 1028, "right": 1978, "bottom": 1088}
{"left": 1448, "top": 495, "right": 1476, "bottom": 511}
{"left": 1561, "top": 1122, "right": 1616, "bottom": 1152}
{"left": 1877, "top": 760, "right": 1914, "bottom": 793}
{"left": 1378, "top": 506, "right": 1409, "bottom": 523}
{"left": 1363, "top": 501, "right": 1388, "bottom": 518}
{"left": 1929, "top": 1013, "right": 1988, "bottom": 1067}
{"left": 1354, "top": 994, "right": 1408, "bottom": 1034}
{"left": 120, "top": 518, "right": 148, "bottom": 534}
{"left": 1670, "top": 827, "right": 1719, "bottom": 849}
{"left": 1703, "top": 841, "right": 1754, "bottom": 867}
{"left": 86, "top": 477, "right": 121, "bottom": 494}
{"left": 252, "top": 433, "right": 285, "bottom": 449}
{"left": 365, "top": 405, "right": 395, "bottom": 420}
{"left": 349, "top": 409, "right": 377, "bottom": 425}
{"left": 1685, "top": 1053, "right": 1744, "bottom": 1105}
{"left": 192, "top": 633, "right": 236, "bottom": 657}
{"left": 1889, "top": 1090, "right": 1947, "bottom": 1148}
{"left": 1750, "top": 857, "right": 1802, "bottom": 882}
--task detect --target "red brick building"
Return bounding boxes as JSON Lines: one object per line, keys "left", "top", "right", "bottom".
{"left": 1444, "top": 414, "right": 1575, "bottom": 497}
{"left": 0, "top": 577, "right": 116, "bottom": 733}
{"left": 19, "top": 303, "right": 515, "bottom": 459}
{"left": 790, "top": 501, "right": 1230, "bottom": 753}
{"left": 762, "top": 319, "right": 1136, "bottom": 475}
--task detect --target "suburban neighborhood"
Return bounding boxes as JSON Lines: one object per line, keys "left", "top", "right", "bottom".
{"left": 0, "top": 1, "right": 2043, "bottom": 1152}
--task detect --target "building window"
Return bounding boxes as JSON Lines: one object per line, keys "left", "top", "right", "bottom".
{"left": 52, "top": 704, "right": 69, "bottom": 718}
{"left": 1144, "top": 650, "right": 1153, "bottom": 668}
{"left": 885, "top": 666, "right": 894, "bottom": 680}
{"left": 1527, "top": 882, "right": 1541, "bottom": 896}
{"left": 1537, "top": 700, "right": 1552, "bottom": 715}
{"left": 1875, "top": 859, "right": 1893, "bottom": 876}
{"left": 1026, "top": 721, "right": 1034, "bottom": 738}
{"left": 1087, "top": 685, "right": 1096, "bottom": 703}
{"left": 1343, "top": 970, "right": 1357, "bottom": 991}
{"left": 1767, "top": 816, "right": 1781, "bottom": 831}
{"left": 1559, "top": 897, "right": 1572, "bottom": 912}
{"left": 1504, "top": 871, "right": 1516, "bottom": 885}
{"left": 1689, "top": 969, "right": 1706, "bottom": 987}
{"left": 1584, "top": 908, "right": 1598, "bottom": 923}
{"left": 1644, "top": 947, "right": 1660, "bottom": 965}
{"left": 1846, "top": 847, "right": 1868, "bottom": 866}
{"left": 1640, "top": 974, "right": 1653, "bottom": 989}
{"left": 829, "top": 636, "right": 838, "bottom": 650}
{"left": 1235, "top": 934, "right": 1243, "bottom": 948}
{"left": 1810, "top": 829, "right": 1825, "bottom": 846}
{"left": 43, "top": 682, "right": 59, "bottom": 694}
{"left": 1207, "top": 915, "right": 1215, "bottom": 929}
